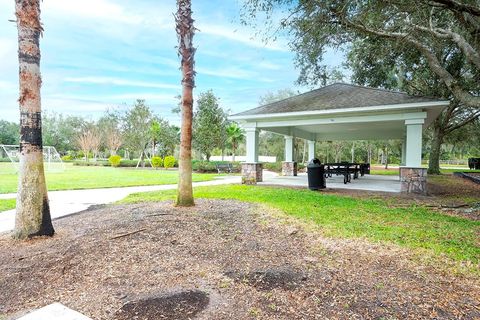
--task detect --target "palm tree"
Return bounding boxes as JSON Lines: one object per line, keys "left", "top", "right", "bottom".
{"left": 175, "top": 0, "right": 195, "bottom": 206}
{"left": 226, "top": 123, "right": 244, "bottom": 162}
{"left": 14, "top": 0, "right": 54, "bottom": 239}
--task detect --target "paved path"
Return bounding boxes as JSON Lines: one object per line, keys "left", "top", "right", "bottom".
{"left": 0, "top": 176, "right": 240, "bottom": 234}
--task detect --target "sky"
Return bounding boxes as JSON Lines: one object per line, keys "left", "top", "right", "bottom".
{"left": 0, "top": 0, "right": 343, "bottom": 125}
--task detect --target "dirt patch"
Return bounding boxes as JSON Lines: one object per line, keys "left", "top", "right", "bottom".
{"left": 225, "top": 267, "right": 307, "bottom": 290}
{"left": 115, "top": 290, "right": 209, "bottom": 320}
{"left": 0, "top": 200, "right": 479, "bottom": 319}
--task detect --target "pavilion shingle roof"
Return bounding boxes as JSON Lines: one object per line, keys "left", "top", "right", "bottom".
{"left": 232, "top": 83, "right": 441, "bottom": 117}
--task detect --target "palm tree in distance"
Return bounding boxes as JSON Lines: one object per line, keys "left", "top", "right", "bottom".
{"left": 226, "top": 122, "right": 244, "bottom": 162}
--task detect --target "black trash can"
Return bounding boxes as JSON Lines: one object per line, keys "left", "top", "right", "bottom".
{"left": 307, "top": 158, "right": 326, "bottom": 190}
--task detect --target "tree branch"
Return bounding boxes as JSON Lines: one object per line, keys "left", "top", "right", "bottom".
{"left": 414, "top": 25, "right": 480, "bottom": 70}
{"left": 334, "top": 12, "right": 480, "bottom": 108}
{"left": 445, "top": 110, "right": 480, "bottom": 133}
{"left": 430, "top": 0, "right": 480, "bottom": 17}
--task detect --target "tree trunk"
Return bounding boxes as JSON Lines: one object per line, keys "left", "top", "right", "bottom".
{"left": 351, "top": 142, "right": 355, "bottom": 163}
{"left": 302, "top": 140, "right": 307, "bottom": 163}
{"left": 232, "top": 143, "right": 236, "bottom": 162}
{"left": 367, "top": 144, "right": 372, "bottom": 164}
{"left": 384, "top": 147, "right": 389, "bottom": 169}
{"left": 140, "top": 151, "right": 145, "bottom": 168}
{"left": 14, "top": 0, "right": 54, "bottom": 239}
{"left": 175, "top": 0, "right": 195, "bottom": 206}
{"left": 428, "top": 122, "right": 445, "bottom": 175}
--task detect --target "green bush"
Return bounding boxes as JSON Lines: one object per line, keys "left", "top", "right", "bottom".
{"left": 192, "top": 161, "right": 217, "bottom": 173}
{"left": 61, "top": 155, "right": 72, "bottom": 161}
{"left": 191, "top": 160, "right": 241, "bottom": 173}
{"left": 119, "top": 160, "right": 138, "bottom": 167}
{"left": 164, "top": 156, "right": 176, "bottom": 169}
{"left": 73, "top": 161, "right": 110, "bottom": 167}
{"left": 263, "top": 162, "right": 282, "bottom": 172}
{"left": 151, "top": 156, "right": 163, "bottom": 169}
{"left": 108, "top": 155, "right": 122, "bottom": 167}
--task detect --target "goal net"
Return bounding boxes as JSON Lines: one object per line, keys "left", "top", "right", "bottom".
{"left": 0, "top": 145, "right": 65, "bottom": 173}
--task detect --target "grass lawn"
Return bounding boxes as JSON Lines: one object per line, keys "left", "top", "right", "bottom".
{"left": 0, "top": 163, "right": 218, "bottom": 194}
{"left": 121, "top": 185, "right": 480, "bottom": 270}
{"left": 0, "top": 199, "right": 15, "bottom": 212}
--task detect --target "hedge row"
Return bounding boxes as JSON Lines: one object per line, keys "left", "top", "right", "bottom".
{"left": 191, "top": 160, "right": 241, "bottom": 173}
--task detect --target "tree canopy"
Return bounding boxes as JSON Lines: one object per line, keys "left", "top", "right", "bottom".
{"left": 243, "top": 0, "right": 480, "bottom": 108}
{"left": 193, "top": 90, "right": 228, "bottom": 161}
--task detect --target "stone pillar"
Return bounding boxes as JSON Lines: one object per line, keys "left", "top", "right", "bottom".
{"left": 400, "top": 167, "right": 427, "bottom": 194}
{"left": 282, "top": 161, "right": 297, "bottom": 176}
{"left": 405, "top": 120, "right": 424, "bottom": 167}
{"left": 282, "top": 134, "right": 297, "bottom": 176}
{"left": 241, "top": 163, "right": 263, "bottom": 184}
{"left": 307, "top": 140, "right": 316, "bottom": 162}
{"left": 242, "top": 127, "right": 262, "bottom": 184}
{"left": 245, "top": 127, "right": 259, "bottom": 163}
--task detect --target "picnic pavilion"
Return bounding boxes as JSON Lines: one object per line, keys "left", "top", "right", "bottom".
{"left": 230, "top": 83, "right": 449, "bottom": 194}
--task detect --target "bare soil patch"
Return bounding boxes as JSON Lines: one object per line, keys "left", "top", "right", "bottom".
{"left": 0, "top": 200, "right": 479, "bottom": 319}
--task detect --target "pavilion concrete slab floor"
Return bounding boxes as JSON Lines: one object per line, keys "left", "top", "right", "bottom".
{"left": 260, "top": 170, "right": 401, "bottom": 193}
{"left": 230, "top": 83, "right": 449, "bottom": 194}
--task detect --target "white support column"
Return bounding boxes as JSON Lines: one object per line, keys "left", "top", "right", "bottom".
{"left": 401, "top": 139, "right": 406, "bottom": 166}
{"left": 307, "top": 140, "right": 316, "bottom": 162}
{"left": 284, "top": 135, "right": 294, "bottom": 162}
{"left": 405, "top": 119, "right": 424, "bottom": 167}
{"left": 245, "top": 127, "right": 259, "bottom": 163}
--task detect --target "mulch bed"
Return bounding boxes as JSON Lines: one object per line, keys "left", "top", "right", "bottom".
{"left": 0, "top": 200, "right": 479, "bottom": 319}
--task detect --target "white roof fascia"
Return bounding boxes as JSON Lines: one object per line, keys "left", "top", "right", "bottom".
{"left": 229, "top": 101, "right": 449, "bottom": 121}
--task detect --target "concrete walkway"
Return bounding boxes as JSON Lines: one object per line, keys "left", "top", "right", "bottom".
{"left": 0, "top": 176, "right": 241, "bottom": 234}
{"left": 259, "top": 171, "right": 401, "bottom": 193}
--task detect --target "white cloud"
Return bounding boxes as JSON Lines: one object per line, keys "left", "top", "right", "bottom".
{"left": 42, "top": 0, "right": 142, "bottom": 24}
{"left": 197, "top": 23, "right": 289, "bottom": 52}
{"left": 257, "top": 61, "right": 282, "bottom": 70}
{"left": 64, "top": 76, "right": 180, "bottom": 90}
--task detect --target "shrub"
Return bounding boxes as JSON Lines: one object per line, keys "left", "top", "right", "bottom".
{"left": 119, "top": 160, "right": 138, "bottom": 167}
{"left": 73, "top": 161, "right": 109, "bottom": 167}
{"left": 191, "top": 160, "right": 241, "bottom": 173}
{"left": 263, "top": 162, "right": 282, "bottom": 173}
{"left": 164, "top": 156, "right": 176, "bottom": 169}
{"left": 108, "top": 155, "right": 122, "bottom": 167}
{"left": 61, "top": 155, "right": 72, "bottom": 161}
{"left": 192, "top": 161, "right": 217, "bottom": 173}
{"left": 151, "top": 156, "right": 163, "bottom": 169}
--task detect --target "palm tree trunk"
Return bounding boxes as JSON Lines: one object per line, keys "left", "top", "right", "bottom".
{"left": 175, "top": 0, "right": 195, "bottom": 206}
{"left": 14, "top": 0, "right": 54, "bottom": 239}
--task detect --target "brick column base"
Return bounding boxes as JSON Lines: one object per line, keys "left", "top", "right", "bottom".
{"left": 241, "top": 163, "right": 263, "bottom": 184}
{"left": 400, "top": 167, "right": 427, "bottom": 194}
{"left": 282, "top": 161, "right": 297, "bottom": 176}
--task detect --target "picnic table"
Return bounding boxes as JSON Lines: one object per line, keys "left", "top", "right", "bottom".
{"left": 324, "top": 162, "right": 369, "bottom": 184}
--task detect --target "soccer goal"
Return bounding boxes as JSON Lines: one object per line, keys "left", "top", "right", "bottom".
{"left": 0, "top": 145, "right": 65, "bottom": 173}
